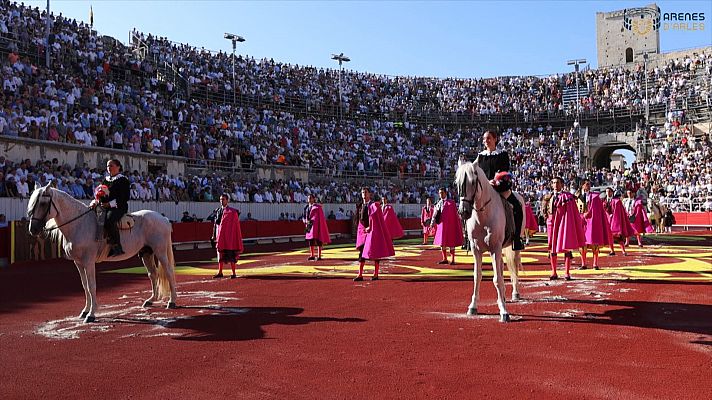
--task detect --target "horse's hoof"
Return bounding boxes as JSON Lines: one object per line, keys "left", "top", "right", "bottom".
{"left": 79, "top": 311, "right": 88, "bottom": 319}
{"left": 167, "top": 302, "right": 177, "bottom": 309}
{"left": 142, "top": 300, "right": 153, "bottom": 308}
{"left": 84, "top": 315, "right": 96, "bottom": 323}
{"left": 499, "top": 314, "right": 511, "bottom": 323}
{"left": 512, "top": 293, "right": 521, "bottom": 301}
{"left": 466, "top": 308, "right": 477, "bottom": 316}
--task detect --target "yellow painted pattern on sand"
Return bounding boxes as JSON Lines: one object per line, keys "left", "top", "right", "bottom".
{"left": 105, "top": 243, "right": 712, "bottom": 282}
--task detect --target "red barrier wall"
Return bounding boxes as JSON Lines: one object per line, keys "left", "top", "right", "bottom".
{"left": 0, "top": 226, "right": 9, "bottom": 261}
{"left": 400, "top": 218, "right": 423, "bottom": 230}
{"left": 672, "top": 212, "right": 712, "bottom": 226}
{"left": 167, "top": 212, "right": 712, "bottom": 243}
{"left": 171, "top": 220, "right": 353, "bottom": 242}
{"left": 170, "top": 218, "right": 421, "bottom": 242}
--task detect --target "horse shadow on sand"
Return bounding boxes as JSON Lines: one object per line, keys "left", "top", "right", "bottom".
{"left": 110, "top": 306, "right": 364, "bottom": 342}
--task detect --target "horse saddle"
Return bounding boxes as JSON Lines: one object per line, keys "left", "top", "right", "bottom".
{"left": 118, "top": 214, "right": 135, "bottom": 230}
{"left": 94, "top": 209, "right": 136, "bottom": 241}
{"left": 500, "top": 196, "right": 516, "bottom": 248}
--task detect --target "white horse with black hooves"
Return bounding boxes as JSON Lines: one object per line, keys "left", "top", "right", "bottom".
{"left": 456, "top": 161, "right": 521, "bottom": 322}
{"left": 27, "top": 185, "right": 178, "bottom": 323}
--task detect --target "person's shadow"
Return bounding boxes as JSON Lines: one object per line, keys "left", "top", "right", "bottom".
{"left": 520, "top": 295, "right": 712, "bottom": 344}
{"left": 158, "top": 306, "right": 365, "bottom": 342}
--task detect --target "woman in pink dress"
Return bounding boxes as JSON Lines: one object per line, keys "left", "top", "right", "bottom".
{"left": 432, "top": 188, "right": 464, "bottom": 265}
{"left": 304, "top": 194, "right": 331, "bottom": 261}
{"left": 420, "top": 197, "right": 436, "bottom": 245}
{"left": 583, "top": 192, "right": 613, "bottom": 270}
{"left": 354, "top": 188, "right": 395, "bottom": 281}
{"left": 381, "top": 196, "right": 404, "bottom": 240}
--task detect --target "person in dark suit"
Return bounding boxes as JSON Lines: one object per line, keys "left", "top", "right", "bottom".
{"left": 476, "top": 130, "right": 524, "bottom": 250}
{"left": 94, "top": 159, "right": 130, "bottom": 256}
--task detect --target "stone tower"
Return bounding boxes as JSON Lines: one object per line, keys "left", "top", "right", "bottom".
{"left": 596, "top": 3, "right": 661, "bottom": 67}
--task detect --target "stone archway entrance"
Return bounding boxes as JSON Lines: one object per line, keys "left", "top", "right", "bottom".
{"left": 590, "top": 142, "right": 636, "bottom": 169}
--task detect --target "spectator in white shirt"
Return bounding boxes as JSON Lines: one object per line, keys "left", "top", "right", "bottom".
{"left": 16, "top": 176, "right": 29, "bottom": 197}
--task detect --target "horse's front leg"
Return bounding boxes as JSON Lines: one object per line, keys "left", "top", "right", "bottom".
{"left": 467, "top": 250, "right": 483, "bottom": 315}
{"left": 78, "top": 259, "right": 99, "bottom": 323}
{"left": 75, "top": 262, "right": 90, "bottom": 319}
{"left": 491, "top": 248, "right": 510, "bottom": 322}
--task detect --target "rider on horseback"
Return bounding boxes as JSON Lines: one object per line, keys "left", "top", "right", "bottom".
{"left": 90, "top": 159, "right": 130, "bottom": 256}
{"left": 476, "top": 130, "right": 525, "bottom": 251}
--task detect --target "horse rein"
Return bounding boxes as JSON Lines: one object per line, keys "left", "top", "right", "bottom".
{"left": 459, "top": 171, "right": 492, "bottom": 213}
{"left": 30, "top": 191, "right": 94, "bottom": 232}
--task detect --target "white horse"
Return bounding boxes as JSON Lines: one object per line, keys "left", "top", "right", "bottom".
{"left": 27, "top": 185, "right": 178, "bottom": 323}
{"left": 648, "top": 199, "right": 666, "bottom": 234}
{"left": 455, "top": 161, "right": 522, "bottom": 323}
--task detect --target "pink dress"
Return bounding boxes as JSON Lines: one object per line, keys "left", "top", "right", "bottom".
{"left": 433, "top": 199, "right": 464, "bottom": 247}
{"left": 360, "top": 202, "right": 395, "bottom": 260}
{"left": 631, "top": 198, "right": 654, "bottom": 234}
{"left": 305, "top": 203, "right": 331, "bottom": 244}
{"left": 548, "top": 192, "right": 587, "bottom": 253}
{"left": 382, "top": 204, "right": 404, "bottom": 240}
{"left": 584, "top": 193, "right": 613, "bottom": 247}
{"left": 216, "top": 206, "right": 244, "bottom": 253}
{"left": 609, "top": 198, "right": 637, "bottom": 238}
{"left": 525, "top": 203, "right": 538, "bottom": 235}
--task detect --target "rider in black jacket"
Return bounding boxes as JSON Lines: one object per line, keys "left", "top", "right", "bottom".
{"left": 475, "top": 130, "right": 524, "bottom": 250}
{"left": 96, "top": 159, "right": 130, "bottom": 256}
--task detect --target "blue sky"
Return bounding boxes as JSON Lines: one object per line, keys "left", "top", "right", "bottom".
{"left": 25, "top": 1, "right": 711, "bottom": 78}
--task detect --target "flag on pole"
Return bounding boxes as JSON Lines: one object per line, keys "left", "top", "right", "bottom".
{"left": 90, "top": 6, "right": 94, "bottom": 27}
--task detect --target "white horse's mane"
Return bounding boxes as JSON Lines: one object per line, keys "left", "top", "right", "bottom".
{"left": 454, "top": 161, "right": 476, "bottom": 189}
{"left": 27, "top": 184, "right": 44, "bottom": 217}
{"left": 455, "top": 161, "right": 490, "bottom": 201}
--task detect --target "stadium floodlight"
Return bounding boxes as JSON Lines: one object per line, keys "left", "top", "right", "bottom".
{"left": 45, "top": 0, "right": 51, "bottom": 68}
{"left": 567, "top": 58, "right": 587, "bottom": 170}
{"left": 331, "top": 53, "right": 350, "bottom": 120}
{"left": 224, "top": 33, "right": 246, "bottom": 104}
{"left": 224, "top": 33, "right": 245, "bottom": 42}
{"left": 331, "top": 53, "right": 351, "bottom": 66}
{"left": 566, "top": 59, "right": 587, "bottom": 66}
{"left": 566, "top": 58, "right": 587, "bottom": 121}
{"left": 636, "top": 49, "right": 655, "bottom": 125}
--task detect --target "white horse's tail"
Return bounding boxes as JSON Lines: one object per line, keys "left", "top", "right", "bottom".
{"left": 155, "top": 235, "right": 176, "bottom": 301}
{"left": 503, "top": 246, "right": 519, "bottom": 274}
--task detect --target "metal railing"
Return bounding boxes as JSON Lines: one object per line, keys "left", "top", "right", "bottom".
{"left": 659, "top": 198, "right": 711, "bottom": 213}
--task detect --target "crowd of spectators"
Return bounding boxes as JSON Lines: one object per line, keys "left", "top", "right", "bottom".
{"left": 136, "top": 29, "right": 711, "bottom": 117}
{"left": 0, "top": 155, "right": 445, "bottom": 205}
{"left": 642, "top": 123, "right": 712, "bottom": 212}
{"left": 0, "top": 0, "right": 710, "bottom": 214}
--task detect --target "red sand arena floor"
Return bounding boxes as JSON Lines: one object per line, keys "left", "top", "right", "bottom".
{"left": 0, "top": 232, "right": 710, "bottom": 399}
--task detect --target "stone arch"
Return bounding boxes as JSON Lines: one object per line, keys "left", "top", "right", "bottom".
{"left": 590, "top": 142, "right": 636, "bottom": 169}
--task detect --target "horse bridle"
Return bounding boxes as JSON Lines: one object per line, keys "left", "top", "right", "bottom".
{"left": 29, "top": 191, "right": 57, "bottom": 226}
{"left": 459, "top": 171, "right": 491, "bottom": 213}
{"left": 29, "top": 189, "right": 93, "bottom": 232}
